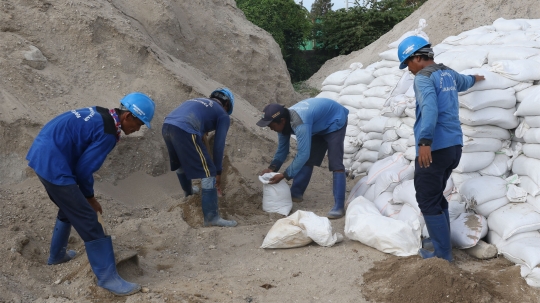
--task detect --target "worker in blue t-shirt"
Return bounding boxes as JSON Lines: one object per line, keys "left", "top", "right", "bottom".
{"left": 26, "top": 92, "right": 156, "bottom": 296}
{"left": 398, "top": 36, "right": 485, "bottom": 262}
{"left": 257, "top": 98, "right": 349, "bottom": 219}
{"left": 162, "top": 88, "right": 237, "bottom": 227}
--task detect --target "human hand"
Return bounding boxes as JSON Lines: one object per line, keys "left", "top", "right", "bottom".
{"left": 269, "top": 173, "right": 285, "bottom": 184}
{"left": 216, "top": 175, "right": 224, "bottom": 196}
{"left": 260, "top": 168, "right": 274, "bottom": 176}
{"left": 418, "top": 146, "right": 432, "bottom": 168}
{"left": 474, "top": 75, "right": 485, "bottom": 82}
{"left": 87, "top": 197, "right": 103, "bottom": 214}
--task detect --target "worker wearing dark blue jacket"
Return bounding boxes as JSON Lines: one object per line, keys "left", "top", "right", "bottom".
{"left": 26, "top": 92, "right": 155, "bottom": 296}
{"left": 398, "top": 36, "right": 485, "bottom": 262}
{"left": 257, "top": 98, "right": 349, "bottom": 219}
{"left": 162, "top": 88, "right": 237, "bottom": 227}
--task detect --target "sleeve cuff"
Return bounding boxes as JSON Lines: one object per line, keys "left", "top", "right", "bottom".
{"left": 216, "top": 170, "right": 222, "bottom": 175}
{"left": 418, "top": 138, "right": 432, "bottom": 146}
{"left": 283, "top": 172, "right": 292, "bottom": 181}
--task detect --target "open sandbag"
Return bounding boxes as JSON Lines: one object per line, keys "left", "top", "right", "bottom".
{"left": 261, "top": 210, "right": 343, "bottom": 249}
{"left": 345, "top": 196, "right": 420, "bottom": 256}
{"left": 259, "top": 173, "right": 293, "bottom": 216}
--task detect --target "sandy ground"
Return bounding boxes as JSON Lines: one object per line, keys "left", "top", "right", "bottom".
{"left": 2, "top": 0, "right": 540, "bottom": 302}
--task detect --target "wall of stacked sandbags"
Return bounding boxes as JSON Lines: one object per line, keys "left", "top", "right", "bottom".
{"left": 320, "top": 18, "right": 540, "bottom": 288}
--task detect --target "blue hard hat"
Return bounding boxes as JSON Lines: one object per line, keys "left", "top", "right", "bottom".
{"left": 120, "top": 92, "right": 156, "bottom": 128}
{"left": 210, "top": 88, "right": 234, "bottom": 115}
{"left": 397, "top": 36, "right": 431, "bottom": 69}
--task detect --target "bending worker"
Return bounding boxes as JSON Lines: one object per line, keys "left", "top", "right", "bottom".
{"left": 398, "top": 36, "right": 485, "bottom": 262}
{"left": 162, "top": 88, "right": 237, "bottom": 227}
{"left": 26, "top": 92, "right": 156, "bottom": 296}
{"left": 257, "top": 98, "right": 349, "bottom": 219}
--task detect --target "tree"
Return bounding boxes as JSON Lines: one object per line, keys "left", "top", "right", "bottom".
{"left": 236, "top": 0, "right": 312, "bottom": 81}
{"left": 310, "top": 0, "right": 333, "bottom": 18}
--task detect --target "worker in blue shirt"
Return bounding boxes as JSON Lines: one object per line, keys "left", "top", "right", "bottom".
{"left": 162, "top": 88, "right": 237, "bottom": 227}
{"left": 26, "top": 92, "right": 156, "bottom": 296}
{"left": 398, "top": 36, "right": 485, "bottom": 262}
{"left": 257, "top": 98, "right": 349, "bottom": 219}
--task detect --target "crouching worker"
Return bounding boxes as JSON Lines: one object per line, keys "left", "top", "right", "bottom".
{"left": 257, "top": 98, "right": 349, "bottom": 219}
{"left": 398, "top": 36, "right": 485, "bottom": 262}
{"left": 162, "top": 88, "right": 237, "bottom": 227}
{"left": 26, "top": 93, "right": 156, "bottom": 296}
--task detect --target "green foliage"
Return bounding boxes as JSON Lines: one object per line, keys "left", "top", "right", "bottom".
{"left": 236, "top": 0, "right": 312, "bottom": 81}
{"left": 293, "top": 81, "right": 321, "bottom": 98}
{"left": 310, "top": 0, "right": 333, "bottom": 18}
{"left": 316, "top": 0, "right": 427, "bottom": 55}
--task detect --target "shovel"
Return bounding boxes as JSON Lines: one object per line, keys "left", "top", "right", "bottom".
{"left": 97, "top": 212, "right": 139, "bottom": 266}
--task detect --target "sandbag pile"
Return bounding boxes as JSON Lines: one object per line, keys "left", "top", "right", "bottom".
{"left": 329, "top": 18, "right": 540, "bottom": 287}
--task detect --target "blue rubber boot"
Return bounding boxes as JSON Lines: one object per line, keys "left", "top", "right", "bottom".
{"left": 176, "top": 171, "right": 197, "bottom": 197}
{"left": 48, "top": 219, "right": 77, "bottom": 265}
{"left": 327, "top": 172, "right": 346, "bottom": 219}
{"left": 202, "top": 188, "right": 237, "bottom": 227}
{"left": 290, "top": 166, "right": 313, "bottom": 202}
{"left": 85, "top": 236, "right": 141, "bottom": 296}
{"left": 419, "top": 213, "right": 453, "bottom": 262}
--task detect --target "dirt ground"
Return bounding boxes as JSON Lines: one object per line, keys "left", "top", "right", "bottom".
{"left": 2, "top": 0, "right": 540, "bottom": 302}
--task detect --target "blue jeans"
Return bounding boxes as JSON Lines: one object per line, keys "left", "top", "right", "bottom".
{"left": 414, "top": 145, "right": 462, "bottom": 216}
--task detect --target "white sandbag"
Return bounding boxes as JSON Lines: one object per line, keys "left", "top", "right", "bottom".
{"left": 392, "top": 179, "right": 420, "bottom": 210}
{"left": 512, "top": 155, "right": 540, "bottom": 185}
{"left": 378, "top": 142, "right": 394, "bottom": 160}
{"left": 355, "top": 108, "right": 381, "bottom": 120}
{"left": 383, "top": 129, "right": 399, "bottom": 142}
{"left": 348, "top": 113, "right": 360, "bottom": 127}
{"left": 516, "top": 85, "right": 540, "bottom": 103}
{"left": 459, "top": 68, "right": 519, "bottom": 92}
{"left": 404, "top": 146, "right": 416, "bottom": 160}
{"left": 369, "top": 74, "right": 401, "bottom": 88}
{"left": 521, "top": 265, "right": 540, "bottom": 288}
{"left": 374, "top": 192, "right": 402, "bottom": 218}
{"left": 450, "top": 213, "right": 488, "bottom": 249}
{"left": 454, "top": 152, "right": 495, "bottom": 173}
{"left": 388, "top": 19, "right": 429, "bottom": 48}
{"left": 452, "top": 171, "right": 481, "bottom": 191}
{"left": 321, "top": 84, "right": 344, "bottom": 93}
{"left": 491, "top": 59, "right": 540, "bottom": 82}
{"left": 378, "top": 48, "right": 399, "bottom": 61}
{"left": 499, "top": 237, "right": 540, "bottom": 269}
{"left": 366, "top": 153, "right": 410, "bottom": 185}
{"left": 366, "top": 59, "right": 400, "bottom": 70}
{"left": 462, "top": 136, "right": 503, "bottom": 153}
{"left": 435, "top": 49, "right": 488, "bottom": 72}
{"left": 346, "top": 125, "right": 361, "bottom": 137}
{"left": 359, "top": 161, "right": 374, "bottom": 174}
{"left": 396, "top": 123, "right": 413, "bottom": 139}
{"left": 346, "top": 176, "right": 369, "bottom": 208}
{"left": 524, "top": 116, "right": 540, "bottom": 128}
{"left": 523, "top": 128, "right": 540, "bottom": 144}
{"left": 474, "top": 197, "right": 509, "bottom": 218}
{"left": 345, "top": 196, "right": 421, "bottom": 256}
{"left": 459, "top": 107, "right": 519, "bottom": 129}
{"left": 514, "top": 87, "right": 540, "bottom": 116}
{"left": 461, "top": 125, "right": 511, "bottom": 140}
{"left": 355, "top": 149, "right": 379, "bottom": 163}
{"left": 322, "top": 69, "right": 352, "bottom": 86}
{"left": 479, "top": 153, "right": 510, "bottom": 177}
{"left": 448, "top": 193, "right": 466, "bottom": 222}
{"left": 363, "top": 86, "right": 392, "bottom": 98}
{"left": 443, "top": 32, "right": 503, "bottom": 46}
{"left": 338, "top": 95, "right": 364, "bottom": 108}
{"left": 493, "top": 17, "right": 531, "bottom": 31}
{"left": 383, "top": 117, "right": 403, "bottom": 131}
{"left": 259, "top": 173, "right": 293, "bottom": 216}
{"left": 390, "top": 72, "right": 414, "bottom": 97}
{"left": 396, "top": 203, "right": 423, "bottom": 230}
{"left": 363, "top": 139, "right": 383, "bottom": 151}
{"left": 364, "top": 131, "right": 384, "bottom": 141}
{"left": 487, "top": 47, "right": 540, "bottom": 63}
{"left": 528, "top": 195, "right": 540, "bottom": 211}
{"left": 522, "top": 177, "right": 540, "bottom": 196}
{"left": 361, "top": 116, "right": 389, "bottom": 133}
{"left": 359, "top": 97, "right": 386, "bottom": 110}
{"left": 373, "top": 66, "right": 405, "bottom": 78}
{"left": 459, "top": 176, "right": 509, "bottom": 206}
{"left": 458, "top": 87, "right": 516, "bottom": 110}
{"left": 488, "top": 203, "right": 540, "bottom": 240}
{"left": 343, "top": 105, "right": 358, "bottom": 115}
{"left": 391, "top": 138, "right": 409, "bottom": 153}
{"left": 340, "top": 83, "right": 369, "bottom": 96}
{"left": 488, "top": 229, "right": 540, "bottom": 249}
{"left": 343, "top": 67, "right": 375, "bottom": 86}
{"left": 316, "top": 91, "right": 339, "bottom": 101}
{"left": 513, "top": 81, "right": 534, "bottom": 92}
{"left": 261, "top": 210, "right": 343, "bottom": 249}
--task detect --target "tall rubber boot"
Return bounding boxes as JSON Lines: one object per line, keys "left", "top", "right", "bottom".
{"left": 422, "top": 209, "right": 451, "bottom": 251}
{"left": 48, "top": 219, "right": 77, "bottom": 265}
{"left": 419, "top": 213, "right": 453, "bottom": 262}
{"left": 202, "top": 188, "right": 237, "bottom": 227}
{"left": 327, "top": 172, "right": 346, "bottom": 219}
{"left": 85, "top": 236, "right": 141, "bottom": 296}
{"left": 290, "top": 166, "right": 313, "bottom": 202}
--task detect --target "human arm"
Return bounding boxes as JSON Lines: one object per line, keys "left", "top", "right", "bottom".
{"left": 456, "top": 72, "right": 484, "bottom": 92}
{"left": 87, "top": 196, "right": 103, "bottom": 214}
{"left": 260, "top": 133, "right": 290, "bottom": 175}
{"left": 212, "top": 116, "right": 230, "bottom": 176}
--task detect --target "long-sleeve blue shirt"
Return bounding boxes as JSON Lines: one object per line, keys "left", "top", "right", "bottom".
{"left": 26, "top": 106, "right": 118, "bottom": 198}
{"left": 413, "top": 64, "right": 476, "bottom": 155}
{"left": 270, "top": 98, "right": 349, "bottom": 179}
{"left": 163, "top": 98, "right": 230, "bottom": 175}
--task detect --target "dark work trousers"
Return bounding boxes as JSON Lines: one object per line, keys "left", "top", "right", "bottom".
{"left": 305, "top": 120, "right": 347, "bottom": 172}
{"left": 38, "top": 175, "right": 105, "bottom": 242}
{"left": 414, "top": 145, "right": 462, "bottom": 216}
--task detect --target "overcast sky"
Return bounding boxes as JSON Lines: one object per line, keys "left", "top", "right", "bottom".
{"left": 296, "top": 0, "right": 348, "bottom": 11}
